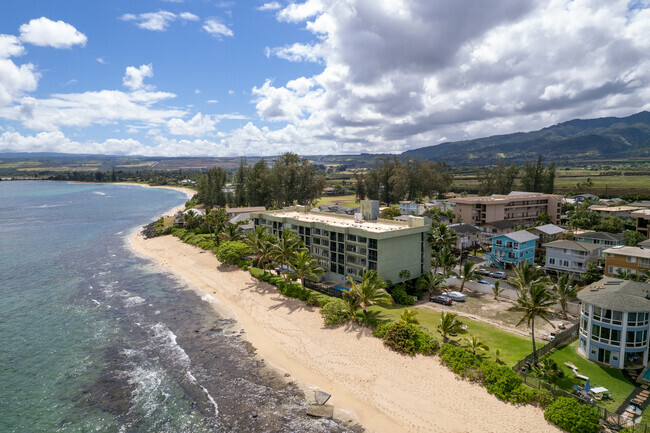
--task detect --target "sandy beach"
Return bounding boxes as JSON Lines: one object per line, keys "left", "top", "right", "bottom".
{"left": 130, "top": 229, "right": 560, "bottom": 433}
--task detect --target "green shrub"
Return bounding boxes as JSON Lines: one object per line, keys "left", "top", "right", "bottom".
{"left": 480, "top": 361, "right": 523, "bottom": 401}
{"left": 320, "top": 299, "right": 350, "bottom": 325}
{"left": 250, "top": 267, "right": 265, "bottom": 278}
{"left": 544, "top": 397, "right": 600, "bottom": 433}
{"left": 214, "top": 241, "right": 252, "bottom": 266}
{"left": 375, "top": 322, "right": 439, "bottom": 356}
{"left": 439, "top": 343, "right": 483, "bottom": 379}
{"left": 269, "top": 275, "right": 285, "bottom": 286}
{"left": 391, "top": 286, "right": 414, "bottom": 306}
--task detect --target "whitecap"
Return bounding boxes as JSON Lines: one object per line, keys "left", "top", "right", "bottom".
{"left": 186, "top": 371, "right": 219, "bottom": 417}
{"left": 93, "top": 191, "right": 106, "bottom": 196}
{"left": 125, "top": 296, "right": 146, "bottom": 307}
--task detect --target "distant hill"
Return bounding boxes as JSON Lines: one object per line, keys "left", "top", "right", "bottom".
{"left": 401, "top": 111, "right": 650, "bottom": 165}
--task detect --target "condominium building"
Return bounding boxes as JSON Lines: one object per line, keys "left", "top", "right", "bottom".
{"left": 251, "top": 201, "right": 431, "bottom": 284}
{"left": 588, "top": 205, "right": 643, "bottom": 222}
{"left": 450, "top": 192, "right": 562, "bottom": 226}
{"left": 578, "top": 277, "right": 650, "bottom": 368}
{"left": 604, "top": 246, "right": 650, "bottom": 277}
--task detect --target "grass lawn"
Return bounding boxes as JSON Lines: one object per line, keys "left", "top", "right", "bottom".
{"left": 368, "top": 304, "right": 536, "bottom": 366}
{"left": 544, "top": 341, "right": 634, "bottom": 412}
{"left": 316, "top": 194, "right": 358, "bottom": 208}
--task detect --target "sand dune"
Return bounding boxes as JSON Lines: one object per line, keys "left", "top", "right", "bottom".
{"left": 130, "top": 233, "right": 559, "bottom": 433}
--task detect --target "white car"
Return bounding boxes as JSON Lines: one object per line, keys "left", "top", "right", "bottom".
{"left": 442, "top": 291, "right": 466, "bottom": 302}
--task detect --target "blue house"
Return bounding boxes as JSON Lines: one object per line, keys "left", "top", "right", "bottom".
{"left": 485, "top": 230, "right": 538, "bottom": 269}
{"left": 577, "top": 277, "right": 650, "bottom": 369}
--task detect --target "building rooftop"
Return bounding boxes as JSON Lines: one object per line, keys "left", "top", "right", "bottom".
{"left": 575, "top": 231, "right": 624, "bottom": 242}
{"left": 226, "top": 206, "right": 267, "bottom": 214}
{"left": 588, "top": 205, "right": 642, "bottom": 212}
{"left": 483, "top": 219, "right": 520, "bottom": 230}
{"left": 528, "top": 223, "right": 565, "bottom": 236}
{"left": 543, "top": 240, "right": 601, "bottom": 252}
{"left": 603, "top": 246, "right": 650, "bottom": 259}
{"left": 640, "top": 239, "right": 650, "bottom": 249}
{"left": 632, "top": 209, "right": 650, "bottom": 218}
{"left": 256, "top": 209, "right": 428, "bottom": 233}
{"left": 501, "top": 230, "right": 538, "bottom": 243}
{"left": 578, "top": 277, "right": 650, "bottom": 312}
{"left": 448, "top": 223, "right": 481, "bottom": 234}
{"left": 450, "top": 193, "right": 560, "bottom": 204}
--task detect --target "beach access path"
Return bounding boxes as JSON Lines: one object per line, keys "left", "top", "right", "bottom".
{"left": 130, "top": 232, "right": 560, "bottom": 433}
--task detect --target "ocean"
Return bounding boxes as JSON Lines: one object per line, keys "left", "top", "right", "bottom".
{"left": 0, "top": 181, "right": 360, "bottom": 433}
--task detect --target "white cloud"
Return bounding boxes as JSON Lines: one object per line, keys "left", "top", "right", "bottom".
{"left": 240, "top": 0, "right": 650, "bottom": 154}
{"left": 168, "top": 112, "right": 217, "bottom": 136}
{"left": 179, "top": 12, "right": 200, "bottom": 21}
{"left": 120, "top": 11, "right": 199, "bottom": 31}
{"left": 257, "top": 2, "right": 282, "bottom": 11}
{"left": 96, "top": 57, "right": 106, "bottom": 64}
{"left": 207, "top": 99, "right": 218, "bottom": 103}
{"left": 0, "top": 88, "right": 185, "bottom": 131}
{"left": 123, "top": 64, "right": 154, "bottom": 91}
{"left": 0, "top": 35, "right": 25, "bottom": 59}
{"left": 0, "top": 59, "right": 39, "bottom": 106}
{"left": 202, "top": 19, "right": 234, "bottom": 38}
{"left": 19, "top": 17, "right": 87, "bottom": 49}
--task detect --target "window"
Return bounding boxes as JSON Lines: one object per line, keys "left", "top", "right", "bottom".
{"left": 549, "top": 258, "right": 556, "bottom": 265}
{"left": 368, "top": 239, "right": 377, "bottom": 249}
{"left": 591, "top": 324, "right": 620, "bottom": 346}
{"left": 628, "top": 312, "right": 649, "bottom": 327}
{"left": 627, "top": 256, "right": 637, "bottom": 263}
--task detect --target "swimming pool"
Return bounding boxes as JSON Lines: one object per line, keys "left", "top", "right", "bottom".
{"left": 334, "top": 285, "right": 350, "bottom": 292}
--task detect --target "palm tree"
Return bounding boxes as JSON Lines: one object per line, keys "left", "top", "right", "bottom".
{"left": 433, "top": 246, "right": 458, "bottom": 277}
{"left": 347, "top": 270, "right": 392, "bottom": 315}
{"left": 640, "top": 269, "right": 650, "bottom": 283}
{"left": 290, "top": 250, "right": 324, "bottom": 294}
{"left": 218, "top": 224, "right": 243, "bottom": 242}
{"left": 464, "top": 335, "right": 489, "bottom": 356}
{"left": 428, "top": 223, "right": 458, "bottom": 252}
{"left": 456, "top": 260, "right": 477, "bottom": 292}
{"left": 615, "top": 269, "right": 641, "bottom": 281}
{"left": 437, "top": 311, "right": 466, "bottom": 343}
{"left": 417, "top": 272, "right": 446, "bottom": 297}
{"left": 552, "top": 272, "right": 579, "bottom": 319}
{"left": 341, "top": 287, "right": 362, "bottom": 321}
{"left": 509, "top": 282, "right": 557, "bottom": 364}
{"left": 492, "top": 280, "right": 504, "bottom": 300}
{"left": 400, "top": 308, "right": 419, "bottom": 325}
{"left": 531, "top": 358, "right": 564, "bottom": 383}
{"left": 507, "top": 261, "right": 549, "bottom": 294}
{"left": 204, "top": 208, "right": 227, "bottom": 242}
{"left": 270, "top": 229, "right": 303, "bottom": 282}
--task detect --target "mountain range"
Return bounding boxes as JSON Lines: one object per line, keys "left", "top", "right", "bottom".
{"left": 401, "top": 111, "right": 650, "bottom": 165}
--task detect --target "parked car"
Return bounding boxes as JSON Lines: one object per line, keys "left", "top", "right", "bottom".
{"left": 489, "top": 271, "right": 507, "bottom": 279}
{"left": 430, "top": 295, "right": 453, "bottom": 305}
{"left": 442, "top": 291, "right": 466, "bottom": 302}
{"left": 475, "top": 268, "right": 491, "bottom": 276}
{"left": 476, "top": 279, "right": 495, "bottom": 286}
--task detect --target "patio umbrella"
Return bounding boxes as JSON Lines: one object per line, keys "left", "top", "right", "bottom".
{"left": 585, "top": 378, "right": 590, "bottom": 392}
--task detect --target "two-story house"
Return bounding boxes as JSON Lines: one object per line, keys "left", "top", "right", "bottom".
{"left": 543, "top": 240, "right": 600, "bottom": 277}
{"left": 527, "top": 223, "right": 566, "bottom": 243}
{"left": 448, "top": 223, "right": 481, "bottom": 251}
{"left": 574, "top": 231, "right": 624, "bottom": 258}
{"left": 604, "top": 246, "right": 650, "bottom": 277}
{"left": 486, "top": 230, "right": 538, "bottom": 269}
{"left": 399, "top": 201, "right": 425, "bottom": 216}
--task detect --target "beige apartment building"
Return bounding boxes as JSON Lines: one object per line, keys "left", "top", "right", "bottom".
{"left": 450, "top": 192, "right": 562, "bottom": 226}
{"left": 632, "top": 209, "right": 650, "bottom": 238}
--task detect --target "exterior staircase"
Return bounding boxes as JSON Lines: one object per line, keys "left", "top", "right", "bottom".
{"left": 485, "top": 252, "right": 505, "bottom": 269}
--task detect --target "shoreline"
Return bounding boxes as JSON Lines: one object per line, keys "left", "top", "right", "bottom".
{"left": 127, "top": 206, "right": 560, "bottom": 433}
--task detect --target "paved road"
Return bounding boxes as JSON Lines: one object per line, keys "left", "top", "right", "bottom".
{"left": 444, "top": 275, "right": 520, "bottom": 300}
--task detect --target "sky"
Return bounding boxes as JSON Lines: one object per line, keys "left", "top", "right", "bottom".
{"left": 0, "top": 0, "right": 649, "bottom": 157}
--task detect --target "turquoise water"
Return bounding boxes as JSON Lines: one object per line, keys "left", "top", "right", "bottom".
{"left": 0, "top": 181, "right": 357, "bottom": 433}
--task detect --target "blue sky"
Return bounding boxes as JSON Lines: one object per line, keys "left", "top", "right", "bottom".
{"left": 1, "top": 0, "right": 649, "bottom": 156}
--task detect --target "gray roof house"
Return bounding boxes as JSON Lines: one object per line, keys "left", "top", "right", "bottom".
{"left": 448, "top": 223, "right": 481, "bottom": 251}
{"left": 575, "top": 231, "right": 625, "bottom": 258}
{"left": 577, "top": 277, "right": 650, "bottom": 368}
{"left": 527, "top": 223, "right": 566, "bottom": 242}
{"left": 543, "top": 240, "right": 600, "bottom": 276}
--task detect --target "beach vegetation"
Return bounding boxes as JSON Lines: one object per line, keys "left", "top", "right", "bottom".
{"left": 347, "top": 270, "right": 392, "bottom": 317}
{"left": 400, "top": 308, "right": 419, "bottom": 325}
{"left": 463, "top": 335, "right": 489, "bottom": 356}
{"left": 218, "top": 224, "right": 244, "bottom": 243}
{"left": 374, "top": 321, "right": 439, "bottom": 356}
{"left": 270, "top": 229, "right": 304, "bottom": 283}
{"left": 492, "top": 281, "right": 504, "bottom": 300}
{"left": 437, "top": 312, "right": 466, "bottom": 343}
{"left": 390, "top": 285, "right": 414, "bottom": 305}
{"left": 320, "top": 298, "right": 351, "bottom": 326}
{"left": 215, "top": 241, "right": 252, "bottom": 266}
{"left": 544, "top": 397, "right": 600, "bottom": 433}
{"left": 416, "top": 272, "right": 446, "bottom": 297}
